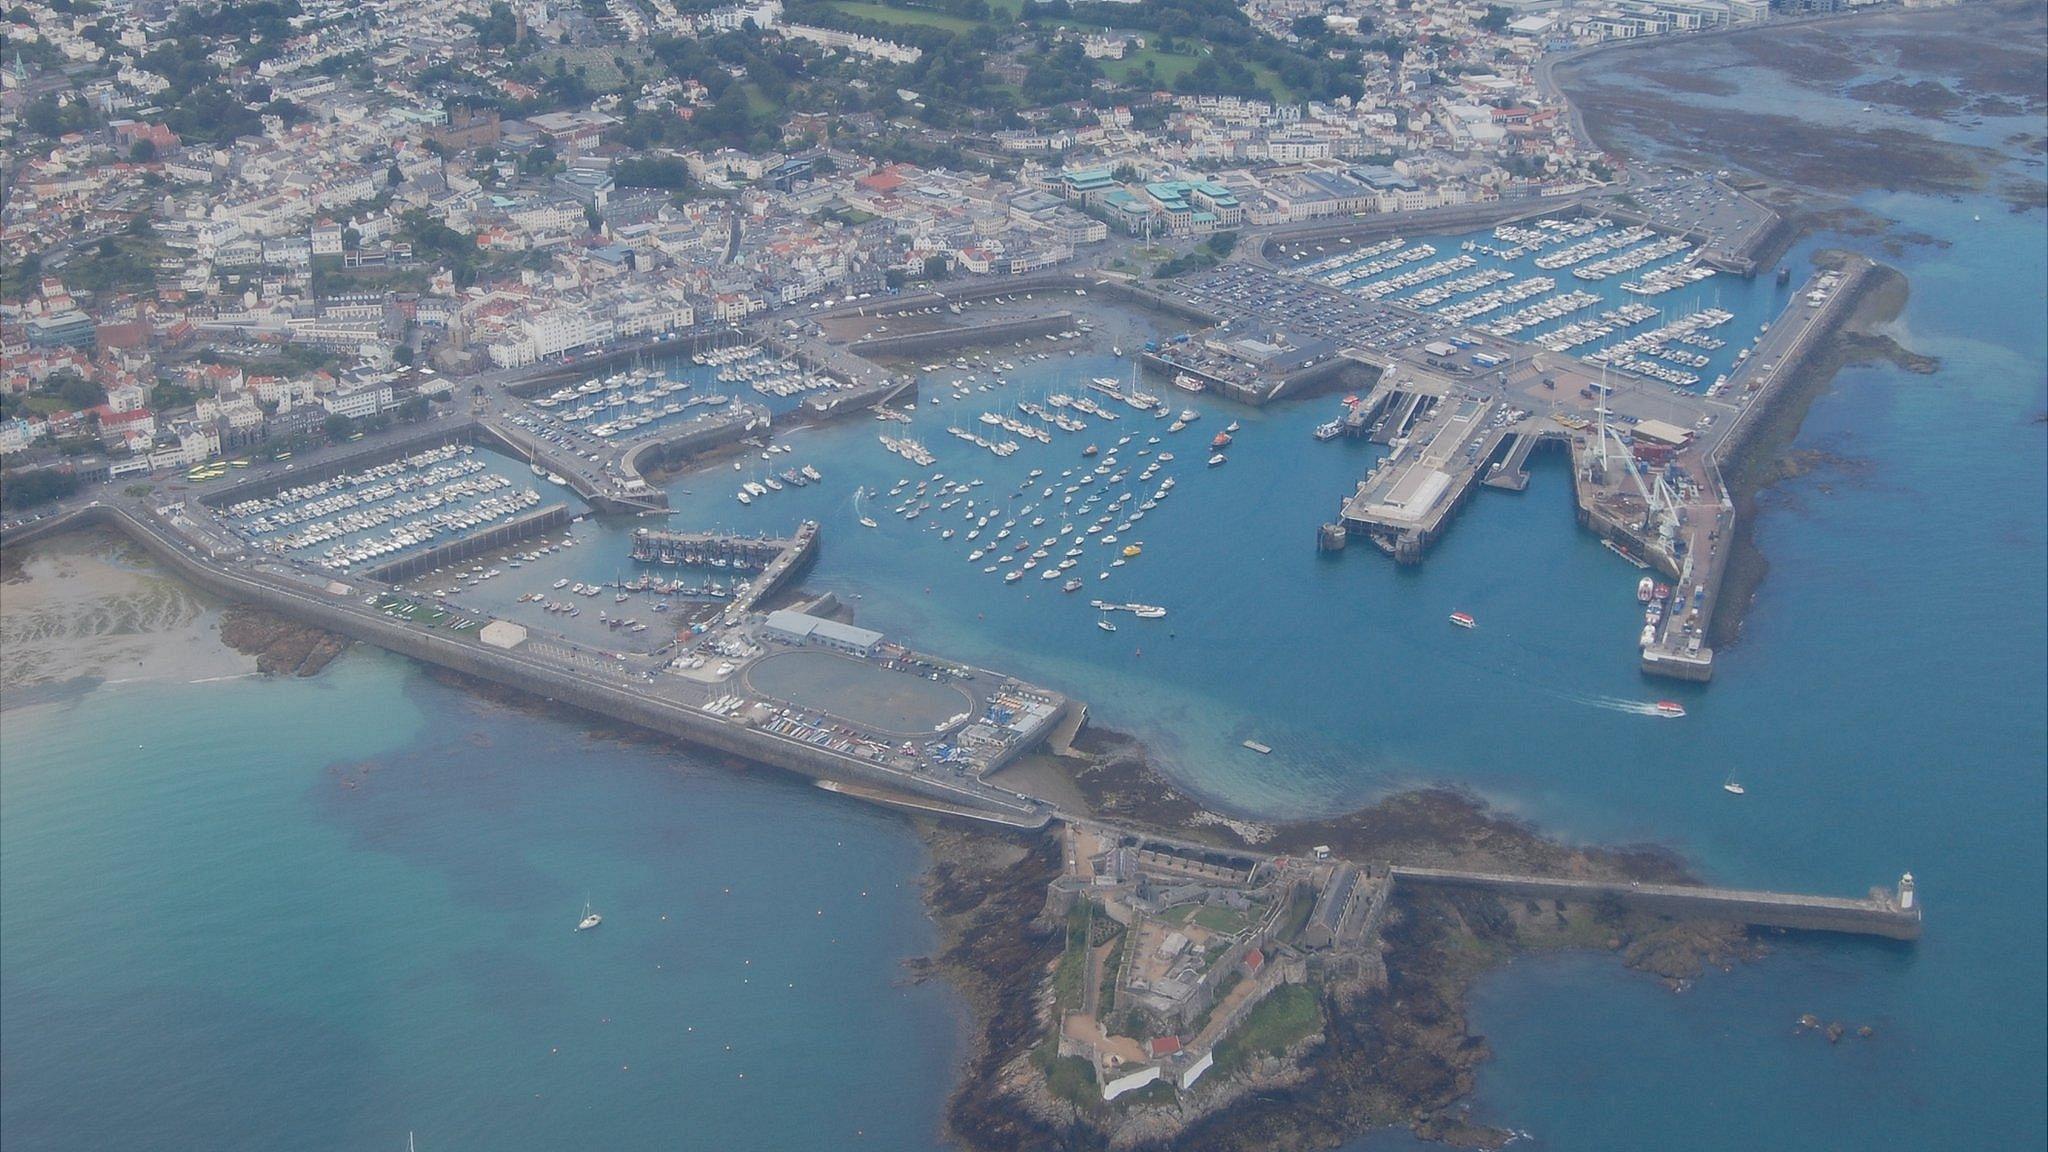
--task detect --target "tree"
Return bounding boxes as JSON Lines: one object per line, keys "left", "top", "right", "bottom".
{"left": 52, "top": 373, "right": 106, "bottom": 410}
{"left": 1478, "top": 5, "right": 1510, "bottom": 32}
{"left": 323, "top": 412, "right": 355, "bottom": 441}
{"left": 129, "top": 138, "right": 158, "bottom": 163}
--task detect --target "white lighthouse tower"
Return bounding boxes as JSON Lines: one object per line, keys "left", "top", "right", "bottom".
{"left": 1898, "top": 872, "right": 1916, "bottom": 911}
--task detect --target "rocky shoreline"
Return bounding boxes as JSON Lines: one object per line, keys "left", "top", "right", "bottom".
{"left": 921, "top": 724, "right": 1764, "bottom": 1152}
{"left": 217, "top": 605, "right": 349, "bottom": 677}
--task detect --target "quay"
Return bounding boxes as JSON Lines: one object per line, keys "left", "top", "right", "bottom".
{"left": 1318, "top": 256, "right": 1875, "bottom": 680}
{"left": 630, "top": 526, "right": 797, "bottom": 572}
{"left": 1389, "top": 865, "right": 1922, "bottom": 941}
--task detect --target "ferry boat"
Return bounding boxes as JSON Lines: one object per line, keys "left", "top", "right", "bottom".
{"left": 1655, "top": 700, "right": 1687, "bottom": 718}
{"left": 1449, "top": 611, "right": 1477, "bottom": 629}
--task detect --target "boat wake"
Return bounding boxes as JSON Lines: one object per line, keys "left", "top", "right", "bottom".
{"left": 1571, "top": 693, "right": 1680, "bottom": 718}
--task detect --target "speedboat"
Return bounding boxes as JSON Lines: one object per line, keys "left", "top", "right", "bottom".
{"left": 1449, "top": 611, "right": 1476, "bottom": 629}
{"left": 1655, "top": 700, "right": 1687, "bottom": 718}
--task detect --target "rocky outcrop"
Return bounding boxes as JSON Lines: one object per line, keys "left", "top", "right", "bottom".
{"left": 219, "top": 605, "right": 348, "bottom": 677}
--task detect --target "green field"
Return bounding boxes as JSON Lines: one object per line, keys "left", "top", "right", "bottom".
{"left": 1096, "top": 46, "right": 1201, "bottom": 88}
{"left": 1213, "top": 984, "right": 1322, "bottom": 1073}
{"left": 826, "top": 1, "right": 988, "bottom": 32}
{"left": 528, "top": 46, "right": 655, "bottom": 94}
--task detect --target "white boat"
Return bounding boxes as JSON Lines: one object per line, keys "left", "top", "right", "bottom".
{"left": 1207, "top": 453, "right": 1227, "bottom": 467}
{"left": 576, "top": 898, "right": 602, "bottom": 932}
{"left": 1097, "top": 616, "right": 1116, "bottom": 632}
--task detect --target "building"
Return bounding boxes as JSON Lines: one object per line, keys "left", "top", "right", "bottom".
{"left": 27, "top": 311, "right": 96, "bottom": 350}
{"left": 762, "top": 609, "right": 883, "bottom": 657}
{"left": 321, "top": 383, "right": 394, "bottom": 419}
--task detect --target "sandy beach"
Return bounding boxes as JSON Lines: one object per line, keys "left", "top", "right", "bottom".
{"left": 0, "top": 528, "right": 256, "bottom": 708}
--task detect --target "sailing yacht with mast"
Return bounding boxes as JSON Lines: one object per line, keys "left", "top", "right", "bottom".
{"left": 576, "top": 897, "right": 602, "bottom": 931}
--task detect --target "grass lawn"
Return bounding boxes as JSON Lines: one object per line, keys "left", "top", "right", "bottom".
{"left": 1213, "top": 984, "right": 1323, "bottom": 1074}
{"left": 1052, "top": 901, "right": 1093, "bottom": 1011}
{"left": 1192, "top": 904, "right": 1253, "bottom": 936}
{"left": 1098, "top": 47, "right": 1200, "bottom": 88}
{"left": 827, "top": 0, "right": 986, "bottom": 32}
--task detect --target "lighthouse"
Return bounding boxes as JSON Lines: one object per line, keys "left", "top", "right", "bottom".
{"left": 1898, "top": 872, "right": 1916, "bottom": 911}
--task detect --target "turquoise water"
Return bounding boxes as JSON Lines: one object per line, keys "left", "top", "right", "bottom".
{"left": 7, "top": 46, "right": 2044, "bottom": 1152}
{"left": 2, "top": 656, "right": 962, "bottom": 1150}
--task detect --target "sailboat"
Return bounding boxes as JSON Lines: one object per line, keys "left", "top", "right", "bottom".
{"left": 855, "top": 486, "right": 878, "bottom": 528}
{"left": 1097, "top": 611, "right": 1117, "bottom": 633}
{"left": 576, "top": 897, "right": 602, "bottom": 931}
{"left": 1722, "top": 769, "right": 1746, "bottom": 796}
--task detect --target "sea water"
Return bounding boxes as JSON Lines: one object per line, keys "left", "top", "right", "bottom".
{"left": 1, "top": 655, "right": 961, "bottom": 1150}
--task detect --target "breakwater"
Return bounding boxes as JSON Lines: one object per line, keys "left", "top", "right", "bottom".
{"left": 849, "top": 312, "right": 1077, "bottom": 358}
{"left": 25, "top": 502, "right": 1049, "bottom": 829}
{"left": 1389, "top": 865, "right": 1921, "bottom": 940}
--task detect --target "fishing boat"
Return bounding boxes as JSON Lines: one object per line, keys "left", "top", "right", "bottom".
{"left": 1655, "top": 700, "right": 1687, "bottom": 718}
{"left": 1638, "top": 576, "right": 1655, "bottom": 602}
{"left": 576, "top": 899, "right": 602, "bottom": 932}
{"left": 1449, "top": 611, "right": 1476, "bottom": 629}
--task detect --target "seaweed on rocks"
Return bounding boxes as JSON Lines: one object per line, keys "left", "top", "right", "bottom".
{"left": 218, "top": 605, "right": 348, "bottom": 677}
